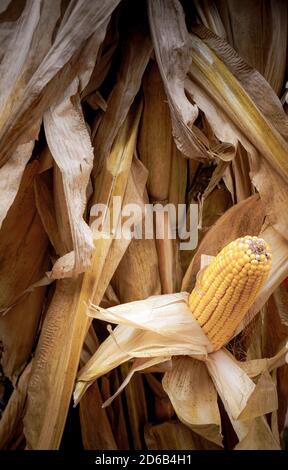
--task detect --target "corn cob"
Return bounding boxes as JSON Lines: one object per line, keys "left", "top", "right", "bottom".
{"left": 188, "top": 236, "right": 272, "bottom": 350}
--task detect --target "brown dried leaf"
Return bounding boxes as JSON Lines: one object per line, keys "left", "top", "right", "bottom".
{"left": 0, "top": 161, "right": 49, "bottom": 310}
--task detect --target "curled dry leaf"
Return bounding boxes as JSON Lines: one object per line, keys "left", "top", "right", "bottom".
{"left": 147, "top": 0, "right": 208, "bottom": 160}
{"left": 44, "top": 78, "right": 94, "bottom": 278}
{"left": 0, "top": 0, "right": 121, "bottom": 165}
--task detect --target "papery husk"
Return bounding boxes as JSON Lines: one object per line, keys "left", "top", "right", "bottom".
{"left": 234, "top": 416, "right": 281, "bottom": 450}
{"left": 162, "top": 356, "right": 222, "bottom": 446}
{"left": 0, "top": 161, "right": 49, "bottom": 311}
{"left": 74, "top": 292, "right": 213, "bottom": 403}
{"left": 23, "top": 102, "right": 143, "bottom": 449}
{"left": 182, "top": 194, "right": 264, "bottom": 292}
{"left": 0, "top": 362, "right": 31, "bottom": 450}
{"left": 0, "top": 0, "right": 121, "bottom": 165}
{"left": 144, "top": 421, "right": 221, "bottom": 450}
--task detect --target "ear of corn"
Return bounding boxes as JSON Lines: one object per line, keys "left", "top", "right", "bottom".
{"left": 189, "top": 236, "right": 272, "bottom": 350}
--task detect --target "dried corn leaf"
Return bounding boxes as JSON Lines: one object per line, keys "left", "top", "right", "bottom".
{"left": 0, "top": 0, "right": 121, "bottom": 165}
{"left": 79, "top": 380, "right": 117, "bottom": 450}
{"left": 0, "top": 363, "right": 31, "bottom": 450}
{"left": 95, "top": 156, "right": 150, "bottom": 301}
{"left": 216, "top": 0, "right": 287, "bottom": 95}
{"left": 138, "top": 60, "right": 187, "bottom": 204}
{"left": 0, "top": 1, "right": 27, "bottom": 60}
{"left": 93, "top": 12, "right": 152, "bottom": 175}
{"left": 187, "top": 26, "right": 288, "bottom": 243}
{"left": 119, "top": 362, "right": 148, "bottom": 449}
{"left": 188, "top": 26, "right": 288, "bottom": 179}
{"left": 193, "top": 0, "right": 226, "bottom": 38}
{"left": 23, "top": 102, "right": 142, "bottom": 449}
{"left": 79, "top": 326, "right": 116, "bottom": 450}
{"left": 224, "top": 144, "right": 253, "bottom": 203}
{"left": 154, "top": 212, "right": 183, "bottom": 294}
{"left": 0, "top": 141, "right": 34, "bottom": 228}
{"left": 0, "top": 284, "right": 47, "bottom": 382}
{"left": 0, "top": 161, "right": 49, "bottom": 310}
{"left": 34, "top": 169, "right": 62, "bottom": 254}
{"left": 44, "top": 78, "right": 94, "bottom": 278}
{"left": 147, "top": 0, "right": 210, "bottom": 161}
{"left": 82, "top": 15, "right": 119, "bottom": 100}
{"left": 111, "top": 213, "right": 161, "bottom": 302}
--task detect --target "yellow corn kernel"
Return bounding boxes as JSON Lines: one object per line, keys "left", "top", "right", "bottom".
{"left": 188, "top": 236, "right": 272, "bottom": 350}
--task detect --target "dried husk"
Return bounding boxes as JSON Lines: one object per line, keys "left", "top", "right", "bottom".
{"left": 74, "top": 290, "right": 288, "bottom": 449}
{"left": 182, "top": 194, "right": 264, "bottom": 292}
{"left": 144, "top": 421, "right": 221, "bottom": 450}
